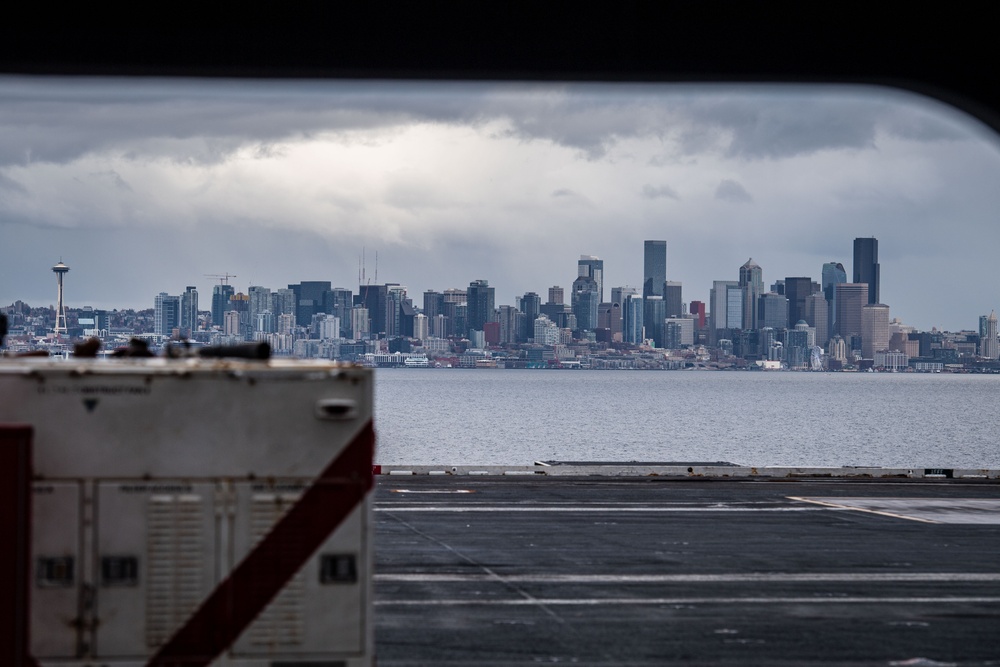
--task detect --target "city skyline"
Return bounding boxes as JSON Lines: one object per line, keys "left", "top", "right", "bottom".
{"left": 3, "top": 78, "right": 1000, "bottom": 331}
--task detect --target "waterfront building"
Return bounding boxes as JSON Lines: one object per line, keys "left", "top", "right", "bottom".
{"left": 835, "top": 283, "right": 868, "bottom": 338}
{"left": 875, "top": 349, "right": 909, "bottom": 371}
{"left": 643, "top": 240, "right": 667, "bottom": 298}
{"left": 739, "top": 258, "right": 763, "bottom": 330}
{"left": 853, "top": 237, "right": 880, "bottom": 305}
{"left": 980, "top": 311, "right": 999, "bottom": 359}
{"left": 861, "top": 303, "right": 891, "bottom": 360}
{"left": 154, "top": 292, "right": 181, "bottom": 337}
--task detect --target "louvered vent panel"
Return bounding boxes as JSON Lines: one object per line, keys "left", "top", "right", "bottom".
{"left": 146, "top": 494, "right": 205, "bottom": 648}
{"left": 247, "top": 493, "right": 304, "bottom": 647}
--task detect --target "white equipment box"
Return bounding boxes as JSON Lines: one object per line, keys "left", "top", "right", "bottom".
{"left": 0, "top": 358, "right": 375, "bottom": 667}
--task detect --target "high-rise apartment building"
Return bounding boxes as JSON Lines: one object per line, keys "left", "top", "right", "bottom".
{"left": 980, "top": 311, "right": 999, "bottom": 359}
{"left": 643, "top": 240, "right": 667, "bottom": 298}
{"left": 154, "top": 292, "right": 181, "bottom": 337}
{"left": 578, "top": 256, "right": 604, "bottom": 304}
{"left": 853, "top": 237, "right": 880, "bottom": 305}
{"left": 211, "top": 283, "right": 234, "bottom": 329}
{"left": 739, "top": 258, "right": 763, "bottom": 330}
{"left": 180, "top": 286, "right": 198, "bottom": 335}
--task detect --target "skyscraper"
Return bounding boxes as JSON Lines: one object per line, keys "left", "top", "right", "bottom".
{"left": 664, "top": 281, "right": 683, "bottom": 318}
{"left": 578, "top": 255, "right": 604, "bottom": 304}
{"left": 154, "top": 292, "right": 181, "bottom": 337}
{"left": 180, "top": 285, "right": 199, "bottom": 335}
{"left": 835, "top": 283, "right": 868, "bottom": 338}
{"left": 622, "top": 293, "right": 645, "bottom": 344}
{"left": 862, "top": 303, "right": 890, "bottom": 360}
{"left": 466, "top": 279, "right": 496, "bottom": 333}
{"left": 211, "top": 283, "right": 234, "bottom": 329}
{"left": 822, "top": 261, "right": 847, "bottom": 333}
{"left": 571, "top": 275, "right": 599, "bottom": 331}
{"left": 739, "top": 258, "right": 763, "bottom": 330}
{"left": 980, "top": 311, "right": 999, "bottom": 359}
{"left": 784, "top": 277, "right": 813, "bottom": 328}
{"left": 643, "top": 240, "right": 667, "bottom": 298}
{"left": 853, "top": 237, "right": 880, "bottom": 305}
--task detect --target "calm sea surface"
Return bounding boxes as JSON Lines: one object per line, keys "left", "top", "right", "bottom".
{"left": 373, "top": 369, "right": 1000, "bottom": 468}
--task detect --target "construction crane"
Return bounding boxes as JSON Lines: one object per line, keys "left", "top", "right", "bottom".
{"left": 204, "top": 273, "right": 237, "bottom": 285}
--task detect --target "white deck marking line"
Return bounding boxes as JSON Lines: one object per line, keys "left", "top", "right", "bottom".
{"left": 788, "top": 497, "right": 941, "bottom": 523}
{"left": 389, "top": 489, "right": 476, "bottom": 494}
{"left": 376, "top": 572, "right": 1000, "bottom": 584}
{"left": 375, "top": 506, "right": 819, "bottom": 513}
{"left": 375, "top": 596, "right": 1000, "bottom": 607}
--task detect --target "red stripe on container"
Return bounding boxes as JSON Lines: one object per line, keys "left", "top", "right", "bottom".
{"left": 147, "top": 420, "right": 375, "bottom": 667}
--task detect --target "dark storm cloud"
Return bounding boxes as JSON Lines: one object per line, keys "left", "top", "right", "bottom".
{"left": 641, "top": 183, "right": 679, "bottom": 200}
{"left": 0, "top": 79, "right": 977, "bottom": 172}
{"left": 715, "top": 179, "right": 752, "bottom": 203}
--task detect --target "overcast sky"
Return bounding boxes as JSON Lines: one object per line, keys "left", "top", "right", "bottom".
{"left": 2, "top": 76, "right": 998, "bottom": 332}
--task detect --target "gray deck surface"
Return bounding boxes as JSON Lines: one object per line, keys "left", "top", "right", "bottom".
{"left": 373, "top": 476, "right": 1000, "bottom": 666}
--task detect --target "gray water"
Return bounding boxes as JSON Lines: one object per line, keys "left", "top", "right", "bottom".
{"left": 373, "top": 369, "right": 1000, "bottom": 468}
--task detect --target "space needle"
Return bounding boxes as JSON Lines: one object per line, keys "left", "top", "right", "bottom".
{"left": 52, "top": 260, "right": 69, "bottom": 336}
